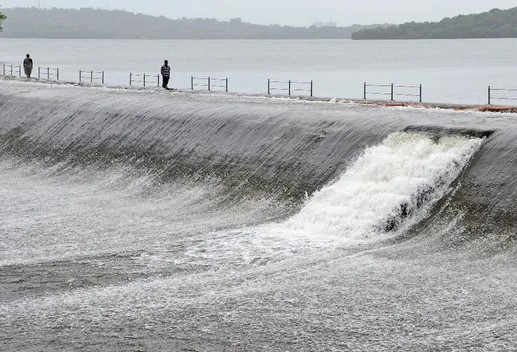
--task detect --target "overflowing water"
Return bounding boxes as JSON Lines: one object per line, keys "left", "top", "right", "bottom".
{"left": 286, "top": 132, "right": 482, "bottom": 240}
{"left": 1, "top": 79, "right": 517, "bottom": 351}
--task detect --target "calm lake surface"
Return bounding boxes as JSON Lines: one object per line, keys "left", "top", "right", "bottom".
{"left": 2, "top": 38, "right": 517, "bottom": 103}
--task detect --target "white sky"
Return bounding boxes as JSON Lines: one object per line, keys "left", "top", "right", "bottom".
{"left": 2, "top": 0, "right": 517, "bottom": 26}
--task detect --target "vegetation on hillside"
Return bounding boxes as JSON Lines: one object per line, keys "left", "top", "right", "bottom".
{"left": 352, "top": 7, "right": 517, "bottom": 40}
{"left": 0, "top": 7, "right": 379, "bottom": 39}
{"left": 0, "top": 8, "right": 6, "bottom": 32}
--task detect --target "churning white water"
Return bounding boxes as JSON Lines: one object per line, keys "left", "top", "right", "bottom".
{"left": 181, "top": 132, "right": 484, "bottom": 269}
{"left": 286, "top": 132, "right": 483, "bottom": 240}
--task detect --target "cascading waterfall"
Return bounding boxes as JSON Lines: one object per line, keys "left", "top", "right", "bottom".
{"left": 180, "top": 132, "right": 484, "bottom": 268}
{"left": 284, "top": 132, "right": 483, "bottom": 240}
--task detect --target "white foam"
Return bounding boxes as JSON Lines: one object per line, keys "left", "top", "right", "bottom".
{"left": 179, "top": 132, "right": 484, "bottom": 268}
{"left": 283, "top": 132, "right": 483, "bottom": 241}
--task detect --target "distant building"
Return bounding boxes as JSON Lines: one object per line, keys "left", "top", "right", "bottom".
{"left": 312, "top": 21, "right": 337, "bottom": 28}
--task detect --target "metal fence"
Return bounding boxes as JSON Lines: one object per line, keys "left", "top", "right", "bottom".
{"left": 79, "top": 70, "right": 105, "bottom": 84}
{"left": 129, "top": 73, "right": 160, "bottom": 87}
{"left": 364, "top": 83, "right": 422, "bottom": 103}
{"left": 38, "top": 67, "right": 60, "bottom": 80}
{"left": 487, "top": 86, "right": 517, "bottom": 105}
{"left": 2, "top": 64, "right": 22, "bottom": 77}
{"left": 191, "top": 76, "right": 228, "bottom": 92}
{"left": 9, "top": 66, "right": 517, "bottom": 107}
{"left": 268, "top": 79, "right": 313, "bottom": 97}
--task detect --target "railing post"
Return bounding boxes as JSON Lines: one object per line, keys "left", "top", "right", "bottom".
{"left": 488, "top": 86, "right": 491, "bottom": 105}
{"left": 38, "top": 67, "right": 41, "bottom": 79}
{"left": 157, "top": 75, "right": 160, "bottom": 87}
{"left": 102, "top": 71, "right": 105, "bottom": 84}
{"left": 310, "top": 80, "right": 313, "bottom": 97}
{"left": 208, "top": 77, "right": 211, "bottom": 91}
{"left": 47, "top": 67, "right": 50, "bottom": 80}
{"left": 288, "top": 80, "right": 291, "bottom": 96}
{"left": 56, "top": 68, "right": 59, "bottom": 81}
{"left": 268, "top": 79, "right": 270, "bottom": 95}
{"left": 191, "top": 76, "right": 194, "bottom": 90}
{"left": 419, "top": 84, "right": 422, "bottom": 103}
{"left": 390, "top": 83, "right": 394, "bottom": 101}
{"left": 10, "top": 65, "right": 13, "bottom": 77}
{"left": 364, "top": 82, "right": 367, "bottom": 100}
{"left": 143, "top": 74, "right": 146, "bottom": 87}
{"left": 18, "top": 65, "right": 21, "bottom": 77}
{"left": 129, "top": 73, "right": 132, "bottom": 86}
{"left": 226, "top": 77, "right": 228, "bottom": 92}
{"left": 2, "top": 64, "right": 5, "bottom": 76}
{"left": 90, "top": 70, "right": 93, "bottom": 83}
{"left": 79, "top": 70, "right": 82, "bottom": 82}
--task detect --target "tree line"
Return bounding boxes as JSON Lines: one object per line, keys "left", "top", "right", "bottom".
{"left": 0, "top": 8, "right": 6, "bottom": 32}
{"left": 352, "top": 7, "right": 517, "bottom": 40}
{"left": 0, "top": 7, "right": 379, "bottom": 39}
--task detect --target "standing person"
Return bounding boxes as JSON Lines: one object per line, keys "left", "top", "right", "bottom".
{"left": 161, "top": 60, "right": 171, "bottom": 89}
{"left": 23, "top": 54, "right": 33, "bottom": 78}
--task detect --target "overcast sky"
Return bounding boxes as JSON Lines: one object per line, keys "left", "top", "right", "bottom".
{"left": 2, "top": 0, "right": 516, "bottom": 26}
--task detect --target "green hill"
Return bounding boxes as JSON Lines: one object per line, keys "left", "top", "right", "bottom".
{"left": 0, "top": 7, "right": 377, "bottom": 39}
{"left": 0, "top": 8, "right": 5, "bottom": 31}
{"left": 352, "top": 7, "right": 517, "bottom": 40}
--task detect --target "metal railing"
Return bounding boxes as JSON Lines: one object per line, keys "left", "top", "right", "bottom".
{"left": 268, "top": 79, "right": 313, "bottom": 97}
{"left": 38, "top": 67, "right": 60, "bottom": 80}
{"left": 10, "top": 65, "right": 517, "bottom": 108}
{"left": 79, "top": 70, "right": 105, "bottom": 84}
{"left": 129, "top": 73, "right": 160, "bottom": 87}
{"left": 191, "top": 76, "right": 228, "bottom": 92}
{"left": 364, "top": 83, "right": 422, "bottom": 102}
{"left": 2, "top": 64, "right": 22, "bottom": 77}
{"left": 487, "top": 86, "right": 517, "bottom": 105}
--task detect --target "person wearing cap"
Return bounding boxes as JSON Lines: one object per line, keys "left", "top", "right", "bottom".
{"left": 23, "top": 54, "right": 33, "bottom": 78}
{"left": 161, "top": 60, "right": 171, "bottom": 89}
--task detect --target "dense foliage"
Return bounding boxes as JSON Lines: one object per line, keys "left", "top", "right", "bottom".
{"left": 0, "top": 9, "right": 6, "bottom": 32}
{"left": 0, "top": 7, "right": 378, "bottom": 39}
{"left": 352, "top": 7, "right": 517, "bottom": 40}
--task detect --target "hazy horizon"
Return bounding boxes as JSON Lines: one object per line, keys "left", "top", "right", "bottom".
{"left": 2, "top": 0, "right": 516, "bottom": 27}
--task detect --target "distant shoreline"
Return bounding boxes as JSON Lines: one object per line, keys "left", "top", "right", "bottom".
{"left": 352, "top": 7, "right": 517, "bottom": 40}
{"left": 0, "top": 7, "right": 378, "bottom": 40}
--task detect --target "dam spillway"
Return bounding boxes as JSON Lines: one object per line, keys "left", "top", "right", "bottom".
{"left": 1, "top": 79, "right": 516, "bottom": 351}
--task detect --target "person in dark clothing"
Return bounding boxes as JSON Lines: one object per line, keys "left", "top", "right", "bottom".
{"left": 161, "top": 60, "right": 171, "bottom": 89}
{"left": 23, "top": 54, "right": 33, "bottom": 78}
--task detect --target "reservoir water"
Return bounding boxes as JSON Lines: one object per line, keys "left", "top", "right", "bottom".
{"left": 2, "top": 38, "right": 517, "bottom": 104}
{"left": 1, "top": 40, "right": 517, "bottom": 350}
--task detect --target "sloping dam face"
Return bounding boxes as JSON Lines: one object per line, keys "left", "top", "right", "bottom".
{"left": 1, "top": 80, "right": 517, "bottom": 351}
{"left": 0, "top": 81, "right": 511, "bottom": 242}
